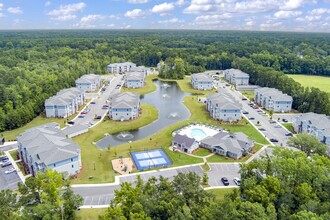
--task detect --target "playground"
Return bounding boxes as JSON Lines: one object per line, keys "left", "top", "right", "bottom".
{"left": 111, "top": 156, "right": 134, "bottom": 175}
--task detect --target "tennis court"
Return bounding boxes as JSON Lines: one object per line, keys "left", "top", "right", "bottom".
{"left": 131, "top": 149, "right": 172, "bottom": 171}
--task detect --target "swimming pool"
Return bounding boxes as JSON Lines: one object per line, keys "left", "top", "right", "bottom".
{"left": 190, "top": 128, "right": 207, "bottom": 140}
{"left": 177, "top": 124, "right": 220, "bottom": 141}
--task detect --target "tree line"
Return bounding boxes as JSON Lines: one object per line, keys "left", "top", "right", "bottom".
{"left": 0, "top": 30, "right": 329, "bottom": 132}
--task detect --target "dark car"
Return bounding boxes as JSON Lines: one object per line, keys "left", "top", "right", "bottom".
{"left": 270, "top": 138, "right": 279, "bottom": 142}
{"left": 95, "top": 116, "right": 102, "bottom": 119}
{"left": 0, "top": 155, "right": 8, "bottom": 161}
{"left": 248, "top": 117, "right": 255, "bottom": 120}
{"left": 258, "top": 128, "right": 266, "bottom": 131}
{"left": 242, "top": 111, "right": 249, "bottom": 114}
{"left": 282, "top": 119, "right": 288, "bottom": 122}
{"left": 90, "top": 101, "right": 96, "bottom": 104}
{"left": 269, "top": 120, "right": 276, "bottom": 124}
{"left": 78, "top": 115, "right": 85, "bottom": 118}
{"left": 221, "top": 177, "right": 229, "bottom": 186}
{"left": 242, "top": 98, "right": 247, "bottom": 101}
{"left": 285, "top": 133, "right": 293, "bottom": 136}
{"left": 67, "top": 121, "right": 75, "bottom": 125}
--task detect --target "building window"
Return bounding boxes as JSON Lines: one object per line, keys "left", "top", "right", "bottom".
{"left": 72, "top": 165, "right": 74, "bottom": 168}
{"left": 71, "top": 158, "right": 73, "bottom": 162}
{"left": 54, "top": 164, "right": 56, "bottom": 167}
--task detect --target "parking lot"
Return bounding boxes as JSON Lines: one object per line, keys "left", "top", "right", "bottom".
{"left": 208, "top": 163, "right": 240, "bottom": 187}
{"left": 0, "top": 163, "right": 21, "bottom": 190}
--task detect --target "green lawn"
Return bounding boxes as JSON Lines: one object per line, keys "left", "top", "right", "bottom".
{"left": 287, "top": 74, "right": 330, "bottom": 95}
{"left": 207, "top": 188, "right": 235, "bottom": 200}
{"left": 159, "top": 76, "right": 216, "bottom": 96}
{"left": 71, "top": 102, "right": 159, "bottom": 184}
{"left": 193, "top": 148, "right": 213, "bottom": 157}
{"left": 282, "top": 123, "right": 294, "bottom": 133}
{"left": 240, "top": 90, "right": 254, "bottom": 100}
{"left": 1, "top": 103, "right": 88, "bottom": 141}
{"left": 9, "top": 149, "right": 18, "bottom": 161}
{"left": 121, "top": 74, "right": 158, "bottom": 95}
{"left": 76, "top": 208, "right": 107, "bottom": 220}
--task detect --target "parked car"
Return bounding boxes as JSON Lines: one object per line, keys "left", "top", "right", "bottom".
{"left": 0, "top": 155, "right": 8, "bottom": 161}
{"left": 101, "top": 87, "right": 106, "bottom": 92}
{"left": 80, "top": 111, "right": 87, "bottom": 114}
{"left": 242, "top": 111, "right": 249, "bottom": 114}
{"left": 233, "top": 177, "right": 241, "bottom": 186}
{"left": 242, "top": 98, "right": 247, "bottom": 101}
{"left": 248, "top": 117, "right": 255, "bottom": 120}
{"left": 252, "top": 106, "right": 259, "bottom": 109}
{"left": 78, "top": 115, "right": 85, "bottom": 118}
{"left": 95, "top": 116, "right": 102, "bottom": 120}
{"left": 221, "top": 177, "right": 229, "bottom": 186}
{"left": 90, "top": 101, "right": 96, "bottom": 104}
{"left": 1, "top": 160, "right": 12, "bottom": 167}
{"left": 5, "top": 168, "right": 16, "bottom": 174}
{"left": 269, "top": 120, "right": 276, "bottom": 124}
{"left": 67, "top": 121, "right": 75, "bottom": 125}
{"left": 285, "top": 133, "right": 293, "bottom": 136}
{"left": 282, "top": 119, "right": 288, "bottom": 122}
{"left": 270, "top": 138, "right": 279, "bottom": 142}
{"left": 275, "top": 125, "right": 282, "bottom": 128}
{"left": 258, "top": 128, "right": 266, "bottom": 131}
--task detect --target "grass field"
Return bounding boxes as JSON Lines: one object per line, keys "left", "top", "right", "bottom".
{"left": 1, "top": 103, "right": 88, "bottom": 141}
{"left": 287, "top": 74, "right": 330, "bottom": 94}
{"left": 121, "top": 74, "right": 158, "bottom": 95}
{"left": 76, "top": 208, "right": 107, "bottom": 220}
{"left": 207, "top": 188, "right": 236, "bottom": 200}
{"left": 282, "top": 123, "right": 294, "bottom": 133}
{"left": 193, "top": 148, "right": 213, "bottom": 157}
{"left": 240, "top": 90, "right": 254, "bottom": 100}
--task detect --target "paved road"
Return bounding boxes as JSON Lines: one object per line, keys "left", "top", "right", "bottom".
{"left": 217, "top": 81, "right": 292, "bottom": 147}
{"left": 73, "top": 163, "right": 240, "bottom": 207}
{"left": 72, "top": 75, "right": 122, "bottom": 127}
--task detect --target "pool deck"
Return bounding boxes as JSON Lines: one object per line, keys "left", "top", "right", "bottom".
{"left": 176, "top": 124, "right": 221, "bottom": 141}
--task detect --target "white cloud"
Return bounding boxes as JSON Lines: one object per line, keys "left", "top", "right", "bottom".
{"left": 48, "top": 2, "right": 86, "bottom": 21}
{"left": 158, "top": 18, "right": 184, "bottom": 24}
{"left": 309, "top": 8, "right": 330, "bottom": 15}
{"left": 274, "top": 10, "right": 302, "bottom": 19}
{"left": 175, "top": 0, "right": 186, "bottom": 6}
{"left": 76, "top": 14, "right": 106, "bottom": 27}
{"left": 0, "top": 3, "right": 3, "bottom": 11}
{"left": 151, "top": 2, "right": 175, "bottom": 14}
{"left": 0, "top": 13, "right": 3, "bottom": 18}
{"left": 296, "top": 15, "right": 322, "bottom": 22}
{"left": 260, "top": 20, "right": 282, "bottom": 29}
{"left": 128, "top": 0, "right": 148, "bottom": 3}
{"left": 195, "top": 13, "right": 232, "bottom": 21}
{"left": 124, "top": 9, "right": 146, "bottom": 18}
{"left": 45, "top": 1, "right": 51, "bottom": 7}
{"left": 7, "top": 7, "right": 23, "bottom": 14}
{"left": 280, "top": 0, "right": 304, "bottom": 10}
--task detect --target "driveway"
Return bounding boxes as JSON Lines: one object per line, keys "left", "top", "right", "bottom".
{"left": 217, "top": 82, "right": 294, "bottom": 147}
{"left": 0, "top": 163, "right": 22, "bottom": 190}
{"left": 72, "top": 75, "right": 122, "bottom": 127}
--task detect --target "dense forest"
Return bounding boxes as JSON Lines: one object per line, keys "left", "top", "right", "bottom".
{"left": 99, "top": 148, "right": 330, "bottom": 220}
{"left": 0, "top": 30, "right": 329, "bottom": 132}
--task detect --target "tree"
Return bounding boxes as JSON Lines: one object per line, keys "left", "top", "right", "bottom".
{"left": 287, "top": 133, "right": 327, "bottom": 156}
{"left": 0, "top": 189, "right": 18, "bottom": 219}
{"left": 202, "top": 173, "right": 208, "bottom": 185}
{"left": 18, "top": 169, "right": 83, "bottom": 220}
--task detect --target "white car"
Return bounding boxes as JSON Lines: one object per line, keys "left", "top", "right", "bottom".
{"left": 233, "top": 177, "right": 241, "bottom": 186}
{"left": 5, "top": 168, "right": 16, "bottom": 174}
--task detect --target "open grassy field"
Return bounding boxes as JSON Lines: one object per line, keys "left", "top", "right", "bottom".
{"left": 287, "top": 74, "right": 330, "bottom": 94}
{"left": 240, "top": 90, "right": 254, "bottom": 100}
{"left": 193, "top": 148, "right": 213, "bottom": 157}
{"left": 71, "top": 95, "right": 267, "bottom": 184}
{"left": 76, "top": 208, "right": 107, "bottom": 220}
{"left": 1, "top": 103, "right": 88, "bottom": 141}
{"left": 207, "top": 188, "right": 235, "bottom": 200}
{"left": 121, "top": 74, "right": 158, "bottom": 95}
{"left": 282, "top": 123, "right": 294, "bottom": 133}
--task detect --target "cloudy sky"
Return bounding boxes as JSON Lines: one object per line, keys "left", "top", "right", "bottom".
{"left": 0, "top": 0, "right": 329, "bottom": 32}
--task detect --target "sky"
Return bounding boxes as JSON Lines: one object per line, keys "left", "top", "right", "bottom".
{"left": 0, "top": 0, "right": 329, "bottom": 32}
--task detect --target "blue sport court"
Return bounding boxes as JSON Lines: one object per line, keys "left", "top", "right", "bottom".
{"left": 131, "top": 149, "right": 172, "bottom": 171}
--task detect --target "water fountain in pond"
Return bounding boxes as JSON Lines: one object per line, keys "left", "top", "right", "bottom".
{"left": 161, "top": 83, "right": 171, "bottom": 88}
{"left": 116, "top": 131, "right": 134, "bottom": 140}
{"left": 167, "top": 112, "right": 181, "bottom": 119}
{"left": 162, "top": 94, "right": 171, "bottom": 99}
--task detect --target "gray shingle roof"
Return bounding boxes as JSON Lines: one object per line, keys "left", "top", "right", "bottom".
{"left": 17, "top": 123, "right": 80, "bottom": 166}
{"left": 191, "top": 73, "right": 213, "bottom": 82}
{"left": 75, "top": 74, "right": 101, "bottom": 84}
{"left": 45, "top": 87, "right": 83, "bottom": 107}
{"left": 299, "top": 112, "right": 330, "bottom": 130}
{"left": 207, "top": 93, "right": 242, "bottom": 110}
{"left": 255, "top": 87, "right": 292, "bottom": 102}
{"left": 225, "top": 69, "right": 249, "bottom": 78}
{"left": 126, "top": 71, "right": 145, "bottom": 80}
{"left": 173, "top": 134, "right": 196, "bottom": 148}
{"left": 110, "top": 92, "right": 140, "bottom": 109}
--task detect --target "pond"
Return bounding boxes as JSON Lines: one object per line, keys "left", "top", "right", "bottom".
{"left": 96, "top": 80, "right": 191, "bottom": 149}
